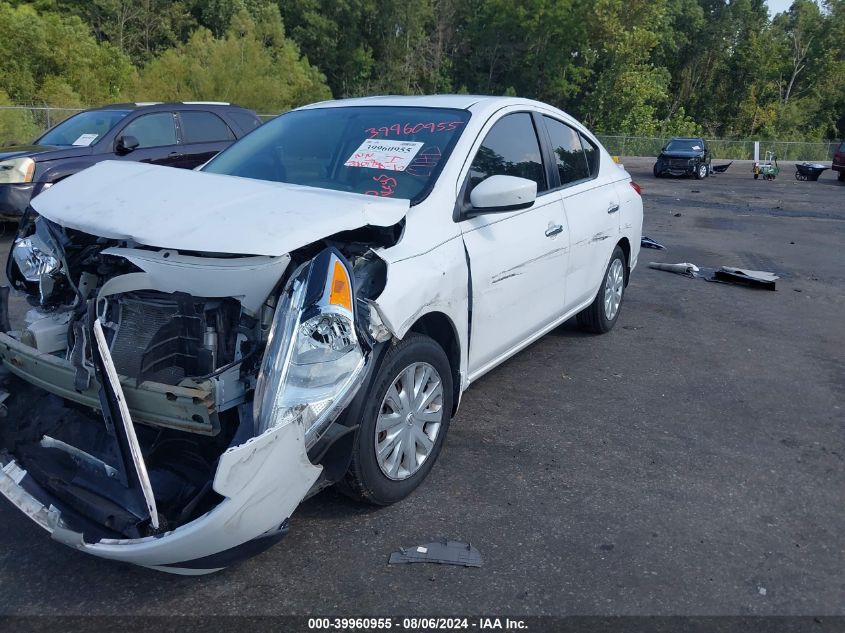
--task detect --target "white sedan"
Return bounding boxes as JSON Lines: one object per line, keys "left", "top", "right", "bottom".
{"left": 0, "top": 95, "right": 642, "bottom": 573}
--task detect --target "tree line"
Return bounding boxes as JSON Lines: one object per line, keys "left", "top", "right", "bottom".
{"left": 1, "top": 0, "right": 843, "bottom": 146}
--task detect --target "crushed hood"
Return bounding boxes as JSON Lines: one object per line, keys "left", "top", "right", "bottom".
{"left": 31, "top": 161, "right": 409, "bottom": 256}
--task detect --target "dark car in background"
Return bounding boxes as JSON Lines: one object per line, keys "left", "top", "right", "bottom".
{"left": 653, "top": 137, "right": 711, "bottom": 180}
{"left": 0, "top": 102, "right": 262, "bottom": 220}
{"left": 833, "top": 141, "right": 845, "bottom": 181}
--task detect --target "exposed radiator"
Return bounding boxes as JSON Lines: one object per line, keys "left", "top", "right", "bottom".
{"left": 110, "top": 297, "right": 185, "bottom": 385}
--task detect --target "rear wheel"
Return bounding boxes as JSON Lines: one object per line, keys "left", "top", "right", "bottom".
{"left": 577, "top": 246, "right": 626, "bottom": 334}
{"left": 342, "top": 333, "right": 452, "bottom": 505}
{"left": 838, "top": 171, "right": 845, "bottom": 182}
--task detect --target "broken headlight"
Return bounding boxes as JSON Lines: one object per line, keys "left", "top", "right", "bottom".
{"left": 12, "top": 235, "right": 59, "bottom": 283}
{"left": 254, "top": 249, "right": 366, "bottom": 449}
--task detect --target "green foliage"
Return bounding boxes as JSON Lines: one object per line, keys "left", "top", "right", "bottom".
{"left": 132, "top": 6, "right": 330, "bottom": 112}
{"left": 1, "top": 0, "right": 844, "bottom": 141}
{"left": 0, "top": 89, "right": 40, "bottom": 145}
{"left": 0, "top": 1, "right": 134, "bottom": 106}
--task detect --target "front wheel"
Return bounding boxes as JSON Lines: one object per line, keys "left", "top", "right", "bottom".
{"left": 342, "top": 333, "right": 453, "bottom": 506}
{"left": 577, "top": 246, "right": 626, "bottom": 334}
{"left": 695, "top": 163, "right": 707, "bottom": 180}
{"left": 653, "top": 165, "right": 662, "bottom": 178}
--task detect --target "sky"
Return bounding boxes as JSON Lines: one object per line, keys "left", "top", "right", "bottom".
{"left": 766, "top": 0, "right": 793, "bottom": 15}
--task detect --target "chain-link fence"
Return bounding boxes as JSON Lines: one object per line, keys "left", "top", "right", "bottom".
{"left": 0, "top": 106, "right": 839, "bottom": 161}
{"left": 597, "top": 135, "right": 839, "bottom": 162}
{"left": 0, "top": 105, "right": 85, "bottom": 145}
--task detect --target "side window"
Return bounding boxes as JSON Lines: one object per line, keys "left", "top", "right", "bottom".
{"left": 469, "top": 113, "right": 546, "bottom": 193}
{"left": 229, "top": 111, "right": 262, "bottom": 134}
{"left": 180, "top": 111, "right": 235, "bottom": 143}
{"left": 543, "top": 116, "right": 589, "bottom": 184}
{"left": 581, "top": 134, "right": 600, "bottom": 177}
{"left": 120, "top": 113, "right": 177, "bottom": 148}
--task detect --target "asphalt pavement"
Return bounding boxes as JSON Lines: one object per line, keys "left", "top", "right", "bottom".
{"left": 0, "top": 159, "right": 843, "bottom": 616}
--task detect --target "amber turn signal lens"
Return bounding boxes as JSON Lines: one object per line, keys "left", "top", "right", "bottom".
{"left": 329, "top": 260, "right": 352, "bottom": 311}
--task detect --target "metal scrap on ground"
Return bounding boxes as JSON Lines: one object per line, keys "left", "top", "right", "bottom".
{"left": 710, "top": 267, "right": 779, "bottom": 290}
{"left": 641, "top": 235, "right": 666, "bottom": 250}
{"left": 648, "top": 262, "right": 699, "bottom": 277}
{"left": 389, "top": 540, "right": 482, "bottom": 567}
{"left": 711, "top": 162, "right": 733, "bottom": 173}
{"left": 649, "top": 261, "right": 779, "bottom": 290}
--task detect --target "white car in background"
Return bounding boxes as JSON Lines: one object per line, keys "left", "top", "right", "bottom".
{"left": 0, "top": 95, "right": 642, "bottom": 573}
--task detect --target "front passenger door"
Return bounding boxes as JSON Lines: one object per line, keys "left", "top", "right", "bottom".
{"left": 460, "top": 112, "right": 570, "bottom": 378}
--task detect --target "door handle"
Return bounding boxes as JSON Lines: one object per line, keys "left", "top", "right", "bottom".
{"left": 607, "top": 203, "right": 620, "bottom": 214}
{"left": 545, "top": 224, "right": 564, "bottom": 237}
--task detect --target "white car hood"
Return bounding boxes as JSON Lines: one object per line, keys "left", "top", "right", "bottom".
{"left": 31, "top": 161, "right": 409, "bottom": 256}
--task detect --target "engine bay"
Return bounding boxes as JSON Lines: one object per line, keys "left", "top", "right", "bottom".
{"left": 0, "top": 213, "right": 396, "bottom": 543}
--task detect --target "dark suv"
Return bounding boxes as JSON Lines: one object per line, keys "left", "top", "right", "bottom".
{"left": 653, "top": 137, "right": 712, "bottom": 179}
{"left": 0, "top": 102, "right": 262, "bottom": 220}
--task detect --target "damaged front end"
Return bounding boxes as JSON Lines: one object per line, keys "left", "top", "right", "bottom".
{"left": 0, "top": 214, "right": 376, "bottom": 573}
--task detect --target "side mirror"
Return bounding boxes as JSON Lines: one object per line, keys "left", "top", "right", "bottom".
{"left": 115, "top": 135, "right": 140, "bottom": 155}
{"left": 468, "top": 175, "right": 537, "bottom": 214}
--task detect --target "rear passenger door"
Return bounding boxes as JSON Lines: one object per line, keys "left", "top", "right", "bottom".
{"left": 175, "top": 111, "right": 236, "bottom": 168}
{"left": 113, "top": 112, "right": 182, "bottom": 167}
{"left": 540, "top": 116, "right": 619, "bottom": 311}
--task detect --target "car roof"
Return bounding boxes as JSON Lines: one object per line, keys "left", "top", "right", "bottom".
{"left": 93, "top": 102, "right": 251, "bottom": 112}
{"left": 296, "top": 94, "right": 553, "bottom": 112}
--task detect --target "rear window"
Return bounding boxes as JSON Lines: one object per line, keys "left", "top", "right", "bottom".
{"left": 839, "top": 142, "right": 845, "bottom": 153}
{"left": 179, "top": 111, "right": 235, "bottom": 143}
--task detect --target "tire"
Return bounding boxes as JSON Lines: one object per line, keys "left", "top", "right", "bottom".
{"left": 653, "top": 165, "right": 662, "bottom": 178}
{"left": 754, "top": 174, "right": 759, "bottom": 180}
{"left": 838, "top": 171, "right": 844, "bottom": 182}
{"left": 342, "top": 333, "right": 453, "bottom": 506}
{"left": 576, "top": 246, "right": 626, "bottom": 334}
{"left": 694, "top": 163, "right": 707, "bottom": 180}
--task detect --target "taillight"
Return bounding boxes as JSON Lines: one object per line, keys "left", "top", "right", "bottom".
{"left": 630, "top": 181, "right": 642, "bottom": 195}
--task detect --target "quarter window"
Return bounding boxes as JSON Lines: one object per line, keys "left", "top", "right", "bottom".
{"left": 581, "top": 134, "right": 600, "bottom": 177}
{"left": 120, "top": 113, "right": 177, "bottom": 148}
{"left": 179, "top": 111, "right": 235, "bottom": 143}
{"left": 543, "top": 116, "right": 590, "bottom": 184}
{"left": 469, "top": 113, "right": 546, "bottom": 193}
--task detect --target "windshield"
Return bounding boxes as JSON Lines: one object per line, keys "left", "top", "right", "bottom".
{"left": 37, "top": 110, "right": 130, "bottom": 147}
{"left": 665, "top": 139, "right": 703, "bottom": 152}
{"left": 202, "top": 106, "right": 471, "bottom": 202}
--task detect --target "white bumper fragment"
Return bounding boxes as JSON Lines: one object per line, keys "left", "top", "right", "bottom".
{"left": 0, "top": 421, "right": 321, "bottom": 574}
